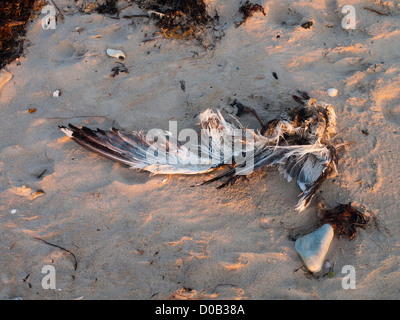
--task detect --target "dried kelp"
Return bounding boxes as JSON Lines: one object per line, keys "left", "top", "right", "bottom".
{"left": 320, "top": 204, "right": 370, "bottom": 240}
{"left": 236, "top": 1, "right": 266, "bottom": 27}
{"left": 111, "top": 62, "right": 129, "bottom": 77}
{"left": 137, "top": 0, "right": 213, "bottom": 40}
{"left": 96, "top": 0, "right": 119, "bottom": 15}
{"left": 34, "top": 237, "right": 78, "bottom": 271}
{"left": 0, "top": 0, "right": 44, "bottom": 69}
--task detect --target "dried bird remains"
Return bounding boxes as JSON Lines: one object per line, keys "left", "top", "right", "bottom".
{"left": 60, "top": 94, "right": 344, "bottom": 212}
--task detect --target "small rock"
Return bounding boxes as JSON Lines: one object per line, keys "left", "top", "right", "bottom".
{"left": 301, "top": 21, "right": 314, "bottom": 29}
{"left": 295, "top": 224, "right": 334, "bottom": 273}
{"left": 327, "top": 88, "right": 338, "bottom": 97}
{"left": 10, "top": 209, "right": 17, "bottom": 215}
{"left": 53, "top": 90, "right": 61, "bottom": 97}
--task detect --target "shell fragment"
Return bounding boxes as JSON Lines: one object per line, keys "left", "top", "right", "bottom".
{"left": 106, "top": 48, "right": 125, "bottom": 60}
{"left": 327, "top": 88, "right": 338, "bottom": 97}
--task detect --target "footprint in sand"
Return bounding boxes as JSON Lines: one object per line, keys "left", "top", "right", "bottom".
{"left": 379, "top": 104, "right": 400, "bottom": 126}
{"left": 1, "top": 146, "right": 55, "bottom": 185}
{"left": 372, "top": 74, "right": 400, "bottom": 126}
{"left": 381, "top": 100, "right": 400, "bottom": 126}
{"left": 49, "top": 40, "right": 87, "bottom": 65}
{"left": 28, "top": 156, "right": 55, "bottom": 181}
{"left": 269, "top": 1, "right": 304, "bottom": 29}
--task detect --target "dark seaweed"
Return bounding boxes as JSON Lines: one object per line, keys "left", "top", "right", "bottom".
{"left": 320, "top": 204, "right": 370, "bottom": 240}
{"left": 0, "top": 0, "right": 42, "bottom": 69}
{"left": 236, "top": 1, "right": 266, "bottom": 27}
{"left": 137, "top": 0, "right": 212, "bottom": 36}
{"left": 96, "top": 0, "right": 119, "bottom": 15}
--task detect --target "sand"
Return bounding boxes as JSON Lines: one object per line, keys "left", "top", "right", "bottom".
{"left": 0, "top": 0, "right": 399, "bottom": 300}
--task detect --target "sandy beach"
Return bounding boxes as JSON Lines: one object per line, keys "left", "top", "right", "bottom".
{"left": 0, "top": 0, "right": 399, "bottom": 300}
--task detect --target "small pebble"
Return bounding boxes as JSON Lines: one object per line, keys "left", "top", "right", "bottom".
{"left": 10, "top": 209, "right": 17, "bottom": 215}
{"left": 361, "top": 130, "right": 369, "bottom": 136}
{"left": 301, "top": 21, "right": 314, "bottom": 29}
{"left": 327, "top": 88, "right": 338, "bottom": 97}
{"left": 53, "top": 90, "right": 61, "bottom": 97}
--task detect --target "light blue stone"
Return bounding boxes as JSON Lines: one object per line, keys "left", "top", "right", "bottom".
{"left": 295, "top": 224, "right": 334, "bottom": 273}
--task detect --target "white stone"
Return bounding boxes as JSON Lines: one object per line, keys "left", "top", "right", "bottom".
{"left": 327, "top": 88, "right": 338, "bottom": 97}
{"left": 53, "top": 90, "right": 61, "bottom": 97}
{"left": 106, "top": 48, "right": 125, "bottom": 60}
{"left": 295, "top": 224, "right": 334, "bottom": 273}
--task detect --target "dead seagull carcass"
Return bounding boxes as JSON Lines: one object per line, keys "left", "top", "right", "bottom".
{"left": 59, "top": 96, "right": 344, "bottom": 212}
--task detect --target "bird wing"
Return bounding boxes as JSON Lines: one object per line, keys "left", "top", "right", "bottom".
{"left": 60, "top": 124, "right": 219, "bottom": 175}
{"left": 59, "top": 109, "right": 246, "bottom": 175}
